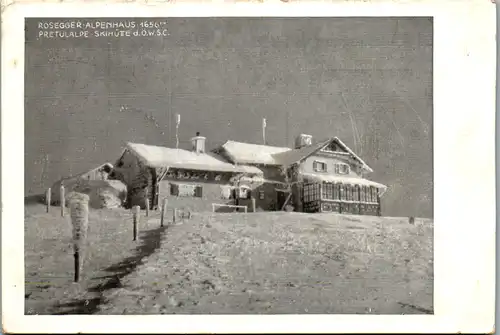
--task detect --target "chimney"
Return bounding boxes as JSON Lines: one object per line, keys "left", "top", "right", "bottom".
{"left": 295, "top": 134, "right": 313, "bottom": 149}
{"left": 191, "top": 131, "right": 206, "bottom": 154}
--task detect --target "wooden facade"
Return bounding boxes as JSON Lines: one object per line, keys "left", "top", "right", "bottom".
{"left": 302, "top": 181, "right": 381, "bottom": 216}
{"left": 214, "top": 136, "right": 386, "bottom": 216}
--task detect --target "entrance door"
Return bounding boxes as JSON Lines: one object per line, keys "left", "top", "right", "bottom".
{"left": 276, "top": 191, "right": 287, "bottom": 211}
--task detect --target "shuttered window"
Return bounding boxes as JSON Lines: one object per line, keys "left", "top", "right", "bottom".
{"left": 334, "top": 163, "right": 350, "bottom": 175}
{"left": 170, "top": 183, "right": 202, "bottom": 198}
{"left": 313, "top": 160, "right": 327, "bottom": 172}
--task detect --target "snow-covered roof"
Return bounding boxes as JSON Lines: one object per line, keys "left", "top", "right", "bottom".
{"left": 332, "top": 137, "right": 373, "bottom": 173}
{"left": 274, "top": 137, "right": 373, "bottom": 173}
{"left": 219, "top": 138, "right": 373, "bottom": 173}
{"left": 220, "top": 140, "right": 291, "bottom": 165}
{"left": 52, "top": 162, "right": 114, "bottom": 187}
{"left": 272, "top": 139, "right": 331, "bottom": 166}
{"left": 301, "top": 172, "right": 387, "bottom": 191}
{"left": 126, "top": 142, "right": 263, "bottom": 175}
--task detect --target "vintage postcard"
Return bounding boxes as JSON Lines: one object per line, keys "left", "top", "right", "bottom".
{"left": 1, "top": 0, "right": 496, "bottom": 333}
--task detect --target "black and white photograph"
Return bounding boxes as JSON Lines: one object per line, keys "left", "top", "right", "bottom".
{"left": 24, "top": 15, "right": 434, "bottom": 316}
{"left": 2, "top": 1, "right": 496, "bottom": 333}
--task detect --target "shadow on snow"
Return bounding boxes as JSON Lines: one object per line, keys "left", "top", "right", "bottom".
{"left": 51, "top": 225, "right": 168, "bottom": 315}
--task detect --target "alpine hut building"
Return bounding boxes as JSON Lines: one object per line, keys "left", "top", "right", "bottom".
{"left": 111, "top": 131, "right": 387, "bottom": 216}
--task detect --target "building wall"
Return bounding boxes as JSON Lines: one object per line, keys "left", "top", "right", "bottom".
{"left": 110, "top": 150, "right": 153, "bottom": 208}
{"left": 247, "top": 165, "right": 285, "bottom": 211}
{"left": 238, "top": 182, "right": 279, "bottom": 211}
{"left": 299, "top": 153, "right": 363, "bottom": 178}
{"left": 158, "top": 178, "right": 234, "bottom": 213}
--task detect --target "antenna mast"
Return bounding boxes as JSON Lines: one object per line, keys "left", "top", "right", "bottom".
{"left": 175, "top": 113, "right": 180, "bottom": 149}
{"left": 262, "top": 118, "right": 267, "bottom": 145}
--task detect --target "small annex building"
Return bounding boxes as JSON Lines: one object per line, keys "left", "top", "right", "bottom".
{"left": 50, "top": 162, "right": 127, "bottom": 209}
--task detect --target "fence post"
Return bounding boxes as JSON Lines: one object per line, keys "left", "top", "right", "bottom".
{"left": 69, "top": 192, "right": 90, "bottom": 283}
{"left": 145, "top": 198, "right": 150, "bottom": 217}
{"left": 46, "top": 188, "right": 51, "bottom": 213}
{"left": 133, "top": 205, "right": 140, "bottom": 241}
{"left": 60, "top": 185, "right": 66, "bottom": 217}
{"left": 251, "top": 197, "right": 256, "bottom": 213}
{"left": 172, "top": 208, "right": 177, "bottom": 225}
{"left": 160, "top": 198, "right": 167, "bottom": 227}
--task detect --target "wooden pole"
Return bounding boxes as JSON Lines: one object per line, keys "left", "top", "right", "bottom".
{"left": 377, "top": 193, "right": 382, "bottom": 217}
{"left": 262, "top": 118, "right": 266, "bottom": 145}
{"left": 60, "top": 185, "right": 65, "bottom": 217}
{"left": 46, "top": 188, "right": 51, "bottom": 213}
{"left": 69, "top": 192, "right": 89, "bottom": 283}
{"left": 133, "top": 205, "right": 140, "bottom": 241}
{"left": 145, "top": 198, "right": 150, "bottom": 217}
{"left": 251, "top": 197, "right": 256, "bottom": 213}
{"left": 172, "top": 208, "right": 177, "bottom": 225}
{"left": 160, "top": 198, "right": 167, "bottom": 227}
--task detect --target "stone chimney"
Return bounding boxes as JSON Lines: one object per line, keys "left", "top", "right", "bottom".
{"left": 295, "top": 134, "right": 313, "bottom": 149}
{"left": 191, "top": 131, "right": 206, "bottom": 154}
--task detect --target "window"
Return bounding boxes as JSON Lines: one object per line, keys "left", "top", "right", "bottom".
{"left": 360, "top": 186, "right": 367, "bottom": 202}
{"left": 345, "top": 185, "right": 352, "bottom": 201}
{"left": 322, "top": 182, "right": 334, "bottom": 200}
{"left": 370, "top": 186, "right": 378, "bottom": 203}
{"left": 195, "top": 185, "right": 203, "bottom": 198}
{"left": 313, "top": 160, "right": 327, "bottom": 173}
{"left": 335, "top": 163, "right": 350, "bottom": 175}
{"left": 259, "top": 190, "right": 265, "bottom": 200}
{"left": 353, "top": 185, "right": 360, "bottom": 201}
{"left": 339, "top": 184, "right": 346, "bottom": 200}
{"left": 171, "top": 183, "right": 202, "bottom": 198}
{"left": 333, "top": 183, "right": 340, "bottom": 200}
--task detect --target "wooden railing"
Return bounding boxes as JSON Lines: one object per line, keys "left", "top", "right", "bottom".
{"left": 212, "top": 203, "right": 248, "bottom": 213}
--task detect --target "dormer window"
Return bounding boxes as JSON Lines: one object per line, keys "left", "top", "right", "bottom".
{"left": 313, "top": 160, "right": 327, "bottom": 173}
{"left": 335, "top": 163, "right": 350, "bottom": 175}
